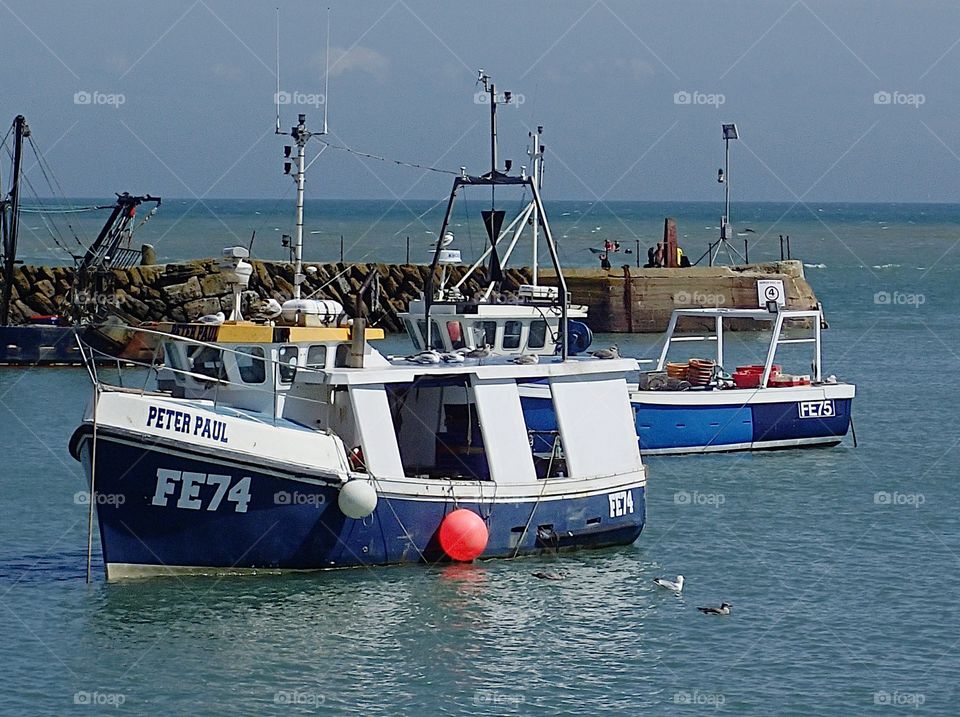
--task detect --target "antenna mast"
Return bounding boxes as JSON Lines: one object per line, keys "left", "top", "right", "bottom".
{"left": 274, "top": 8, "right": 281, "bottom": 134}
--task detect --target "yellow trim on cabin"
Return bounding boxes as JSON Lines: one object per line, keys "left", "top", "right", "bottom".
{"left": 216, "top": 323, "right": 275, "bottom": 342}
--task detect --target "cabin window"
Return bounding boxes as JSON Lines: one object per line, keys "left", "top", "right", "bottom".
{"left": 335, "top": 344, "right": 350, "bottom": 367}
{"left": 404, "top": 318, "right": 424, "bottom": 350}
{"left": 447, "top": 321, "right": 466, "bottom": 349}
{"left": 278, "top": 345, "right": 299, "bottom": 383}
{"left": 528, "top": 320, "right": 548, "bottom": 349}
{"left": 235, "top": 346, "right": 266, "bottom": 384}
{"left": 503, "top": 320, "right": 522, "bottom": 350}
{"left": 477, "top": 321, "right": 498, "bottom": 347}
{"left": 306, "top": 345, "right": 327, "bottom": 369}
{"left": 188, "top": 346, "right": 225, "bottom": 381}
{"left": 417, "top": 320, "right": 445, "bottom": 350}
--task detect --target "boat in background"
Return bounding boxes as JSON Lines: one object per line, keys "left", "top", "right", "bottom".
{"left": 522, "top": 306, "right": 856, "bottom": 455}
{"left": 0, "top": 114, "right": 160, "bottom": 365}
{"left": 399, "top": 73, "right": 593, "bottom": 357}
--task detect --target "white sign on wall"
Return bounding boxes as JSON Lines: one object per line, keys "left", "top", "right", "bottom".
{"left": 757, "top": 279, "right": 785, "bottom": 307}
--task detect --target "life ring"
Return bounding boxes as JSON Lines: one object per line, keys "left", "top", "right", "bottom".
{"left": 348, "top": 446, "right": 366, "bottom": 472}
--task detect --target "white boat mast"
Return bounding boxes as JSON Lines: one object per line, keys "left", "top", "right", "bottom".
{"left": 528, "top": 125, "right": 544, "bottom": 285}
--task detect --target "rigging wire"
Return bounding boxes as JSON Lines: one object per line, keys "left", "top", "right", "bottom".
{"left": 26, "top": 135, "right": 86, "bottom": 247}
{"left": 317, "top": 139, "right": 461, "bottom": 176}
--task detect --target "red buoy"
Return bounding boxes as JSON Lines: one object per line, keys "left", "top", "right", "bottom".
{"left": 439, "top": 509, "right": 488, "bottom": 562}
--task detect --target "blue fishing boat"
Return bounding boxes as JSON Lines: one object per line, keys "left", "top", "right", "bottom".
{"left": 68, "top": 113, "right": 646, "bottom": 580}
{"left": 520, "top": 307, "right": 855, "bottom": 455}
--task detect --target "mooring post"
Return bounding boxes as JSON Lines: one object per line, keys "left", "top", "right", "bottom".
{"left": 340, "top": 234, "right": 344, "bottom": 262}
{"left": 635, "top": 239, "right": 640, "bottom": 268}
{"left": 406, "top": 236, "right": 410, "bottom": 265}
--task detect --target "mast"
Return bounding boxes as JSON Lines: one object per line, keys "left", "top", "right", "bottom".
{"left": 279, "top": 114, "right": 315, "bottom": 301}
{"left": 528, "top": 125, "right": 544, "bottom": 285}
{"left": 1, "top": 115, "right": 29, "bottom": 326}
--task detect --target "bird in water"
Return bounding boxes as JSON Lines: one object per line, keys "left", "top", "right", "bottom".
{"left": 697, "top": 602, "right": 732, "bottom": 615}
{"left": 532, "top": 571, "right": 566, "bottom": 580}
{"left": 511, "top": 354, "right": 539, "bottom": 365}
{"left": 405, "top": 350, "right": 441, "bottom": 365}
{"left": 653, "top": 575, "right": 684, "bottom": 594}
{"left": 589, "top": 344, "right": 620, "bottom": 360}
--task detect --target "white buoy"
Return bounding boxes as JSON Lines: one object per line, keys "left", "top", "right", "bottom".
{"left": 338, "top": 480, "right": 378, "bottom": 519}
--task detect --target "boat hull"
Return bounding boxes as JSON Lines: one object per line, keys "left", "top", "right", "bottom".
{"left": 73, "top": 429, "right": 646, "bottom": 580}
{"left": 521, "top": 383, "right": 855, "bottom": 455}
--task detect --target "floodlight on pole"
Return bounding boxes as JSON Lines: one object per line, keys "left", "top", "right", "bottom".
{"left": 711, "top": 123, "right": 743, "bottom": 266}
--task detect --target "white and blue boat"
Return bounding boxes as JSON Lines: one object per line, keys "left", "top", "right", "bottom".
{"left": 521, "top": 306, "right": 856, "bottom": 455}
{"left": 67, "top": 113, "right": 646, "bottom": 580}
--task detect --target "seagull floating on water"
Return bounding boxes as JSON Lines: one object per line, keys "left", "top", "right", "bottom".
{"left": 653, "top": 575, "right": 684, "bottom": 593}
{"left": 405, "top": 350, "right": 441, "bottom": 365}
{"left": 532, "top": 570, "right": 566, "bottom": 580}
{"left": 697, "top": 602, "right": 732, "bottom": 615}
{"left": 590, "top": 344, "right": 620, "bottom": 360}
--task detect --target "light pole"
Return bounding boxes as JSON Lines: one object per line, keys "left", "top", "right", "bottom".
{"left": 713, "top": 123, "right": 743, "bottom": 266}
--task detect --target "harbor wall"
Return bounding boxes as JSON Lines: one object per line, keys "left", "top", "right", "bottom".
{"left": 3, "top": 259, "right": 818, "bottom": 334}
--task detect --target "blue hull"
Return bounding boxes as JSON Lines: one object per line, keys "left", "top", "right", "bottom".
{"left": 78, "top": 433, "right": 645, "bottom": 575}
{"left": 522, "top": 395, "right": 852, "bottom": 454}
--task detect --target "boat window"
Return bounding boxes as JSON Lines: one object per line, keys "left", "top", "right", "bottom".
{"left": 528, "top": 320, "right": 547, "bottom": 349}
{"left": 335, "top": 343, "right": 350, "bottom": 367}
{"left": 188, "top": 346, "right": 225, "bottom": 381}
{"left": 306, "top": 345, "right": 327, "bottom": 369}
{"left": 235, "top": 346, "right": 266, "bottom": 384}
{"left": 278, "top": 345, "right": 299, "bottom": 383}
{"left": 417, "top": 320, "right": 445, "bottom": 350}
{"left": 404, "top": 318, "right": 424, "bottom": 350}
{"left": 162, "top": 342, "right": 185, "bottom": 372}
{"left": 447, "top": 321, "right": 466, "bottom": 349}
{"left": 503, "top": 320, "right": 522, "bottom": 350}
{"left": 478, "top": 320, "right": 498, "bottom": 347}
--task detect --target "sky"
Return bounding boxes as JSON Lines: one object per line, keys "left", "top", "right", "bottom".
{"left": 3, "top": 0, "right": 960, "bottom": 203}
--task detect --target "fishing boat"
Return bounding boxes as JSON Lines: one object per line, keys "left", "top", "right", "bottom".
{"left": 0, "top": 114, "right": 161, "bottom": 364}
{"left": 67, "top": 114, "right": 646, "bottom": 580}
{"left": 399, "top": 73, "right": 593, "bottom": 357}
{"left": 521, "top": 306, "right": 856, "bottom": 455}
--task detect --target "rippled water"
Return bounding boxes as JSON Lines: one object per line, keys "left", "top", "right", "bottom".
{"left": 3, "top": 208, "right": 960, "bottom": 714}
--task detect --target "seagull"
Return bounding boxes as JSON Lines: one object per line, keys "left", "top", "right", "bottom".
{"left": 440, "top": 352, "right": 465, "bottom": 363}
{"left": 197, "top": 311, "right": 225, "bottom": 325}
{"left": 461, "top": 344, "right": 493, "bottom": 360}
{"left": 532, "top": 570, "right": 566, "bottom": 580}
{"left": 697, "top": 602, "right": 732, "bottom": 615}
{"left": 258, "top": 298, "right": 282, "bottom": 320}
{"left": 405, "top": 349, "right": 441, "bottom": 365}
{"left": 653, "top": 575, "right": 684, "bottom": 593}
{"left": 511, "top": 354, "right": 539, "bottom": 365}
{"left": 590, "top": 344, "right": 620, "bottom": 360}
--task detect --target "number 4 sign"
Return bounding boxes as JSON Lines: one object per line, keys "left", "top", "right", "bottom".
{"left": 757, "top": 279, "right": 785, "bottom": 308}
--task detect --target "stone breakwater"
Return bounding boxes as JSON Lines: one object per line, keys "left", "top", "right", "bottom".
{"left": 4, "top": 259, "right": 818, "bottom": 333}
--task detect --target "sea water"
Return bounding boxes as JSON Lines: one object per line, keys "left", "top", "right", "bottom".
{"left": 1, "top": 201, "right": 959, "bottom": 714}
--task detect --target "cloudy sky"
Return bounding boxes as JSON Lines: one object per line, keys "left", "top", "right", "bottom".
{"left": 3, "top": 0, "right": 959, "bottom": 202}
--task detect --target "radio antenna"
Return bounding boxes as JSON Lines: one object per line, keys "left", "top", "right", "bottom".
{"left": 274, "top": 7, "right": 281, "bottom": 134}
{"left": 321, "top": 8, "right": 331, "bottom": 135}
